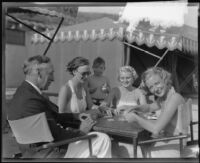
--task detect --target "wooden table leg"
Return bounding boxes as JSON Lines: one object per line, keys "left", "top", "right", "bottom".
{"left": 133, "top": 137, "right": 138, "bottom": 158}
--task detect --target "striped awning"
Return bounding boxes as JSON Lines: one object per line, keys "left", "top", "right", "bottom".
{"left": 6, "top": 7, "right": 76, "bottom": 31}
{"left": 6, "top": 7, "right": 64, "bottom": 31}
{"left": 123, "top": 22, "right": 198, "bottom": 55}
{"left": 6, "top": 16, "right": 55, "bottom": 30}
{"left": 124, "top": 25, "right": 198, "bottom": 55}
{"left": 31, "top": 17, "right": 126, "bottom": 42}
{"left": 31, "top": 17, "right": 198, "bottom": 55}
{"left": 7, "top": 7, "right": 64, "bottom": 18}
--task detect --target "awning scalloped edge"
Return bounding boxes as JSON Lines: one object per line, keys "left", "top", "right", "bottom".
{"left": 31, "top": 27, "right": 125, "bottom": 43}
{"left": 31, "top": 27, "right": 198, "bottom": 54}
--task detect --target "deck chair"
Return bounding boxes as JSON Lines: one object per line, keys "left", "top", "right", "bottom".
{"left": 187, "top": 99, "right": 199, "bottom": 146}
{"left": 8, "top": 112, "right": 97, "bottom": 158}
{"left": 138, "top": 98, "right": 193, "bottom": 158}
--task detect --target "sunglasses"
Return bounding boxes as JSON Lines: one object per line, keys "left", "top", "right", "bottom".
{"left": 77, "top": 71, "right": 91, "bottom": 77}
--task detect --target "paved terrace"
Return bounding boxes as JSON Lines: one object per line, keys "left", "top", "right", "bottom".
{"left": 2, "top": 93, "right": 199, "bottom": 159}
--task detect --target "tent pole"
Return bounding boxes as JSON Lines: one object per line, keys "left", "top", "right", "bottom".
{"left": 154, "top": 49, "right": 169, "bottom": 67}
{"left": 123, "top": 41, "right": 161, "bottom": 59}
{"left": 125, "top": 45, "right": 131, "bottom": 65}
{"left": 171, "top": 53, "right": 179, "bottom": 92}
{"left": 43, "top": 17, "right": 64, "bottom": 56}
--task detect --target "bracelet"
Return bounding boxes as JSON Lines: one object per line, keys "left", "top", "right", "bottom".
{"left": 91, "top": 104, "right": 99, "bottom": 110}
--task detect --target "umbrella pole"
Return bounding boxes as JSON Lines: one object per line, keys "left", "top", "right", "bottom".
{"left": 43, "top": 17, "right": 64, "bottom": 56}
{"left": 154, "top": 49, "right": 169, "bottom": 67}
{"left": 6, "top": 14, "right": 51, "bottom": 41}
{"left": 123, "top": 41, "right": 161, "bottom": 59}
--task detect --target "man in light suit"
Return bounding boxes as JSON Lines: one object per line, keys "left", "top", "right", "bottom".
{"left": 7, "top": 55, "right": 111, "bottom": 158}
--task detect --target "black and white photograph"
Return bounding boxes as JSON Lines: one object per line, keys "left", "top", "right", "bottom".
{"left": 2, "top": 1, "right": 199, "bottom": 162}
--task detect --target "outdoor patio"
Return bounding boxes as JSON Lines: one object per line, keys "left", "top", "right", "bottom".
{"left": 2, "top": 98, "right": 199, "bottom": 159}
{"left": 2, "top": 2, "right": 199, "bottom": 161}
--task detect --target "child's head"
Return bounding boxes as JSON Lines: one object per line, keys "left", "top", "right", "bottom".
{"left": 92, "top": 57, "right": 106, "bottom": 76}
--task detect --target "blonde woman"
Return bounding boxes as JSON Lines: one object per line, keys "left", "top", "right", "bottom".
{"left": 123, "top": 67, "right": 186, "bottom": 157}
{"left": 105, "top": 65, "right": 147, "bottom": 113}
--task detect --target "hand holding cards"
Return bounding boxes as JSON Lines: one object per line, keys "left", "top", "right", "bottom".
{"left": 79, "top": 113, "right": 92, "bottom": 121}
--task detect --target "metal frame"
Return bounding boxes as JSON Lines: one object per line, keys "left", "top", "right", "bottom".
{"left": 4, "top": 2, "right": 126, "bottom": 56}
{"left": 123, "top": 40, "right": 198, "bottom": 93}
{"left": 123, "top": 41, "right": 169, "bottom": 67}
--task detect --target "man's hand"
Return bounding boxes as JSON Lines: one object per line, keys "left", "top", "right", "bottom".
{"left": 79, "top": 113, "right": 91, "bottom": 121}
{"left": 79, "top": 116, "right": 96, "bottom": 134}
{"left": 84, "top": 109, "right": 101, "bottom": 120}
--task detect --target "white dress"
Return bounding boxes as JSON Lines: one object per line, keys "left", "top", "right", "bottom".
{"left": 66, "top": 80, "right": 87, "bottom": 113}
{"left": 116, "top": 86, "right": 141, "bottom": 111}
{"left": 148, "top": 87, "right": 186, "bottom": 158}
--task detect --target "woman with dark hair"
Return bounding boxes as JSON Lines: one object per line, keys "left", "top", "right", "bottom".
{"left": 58, "top": 57, "right": 97, "bottom": 114}
{"left": 123, "top": 67, "right": 187, "bottom": 157}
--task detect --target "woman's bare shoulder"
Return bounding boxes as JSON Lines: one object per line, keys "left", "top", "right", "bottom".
{"left": 172, "top": 92, "right": 185, "bottom": 103}
{"left": 134, "top": 87, "right": 145, "bottom": 94}
{"left": 164, "top": 92, "right": 185, "bottom": 109}
{"left": 59, "top": 82, "right": 72, "bottom": 95}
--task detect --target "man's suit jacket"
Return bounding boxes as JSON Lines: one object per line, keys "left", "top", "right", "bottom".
{"left": 7, "top": 81, "right": 84, "bottom": 143}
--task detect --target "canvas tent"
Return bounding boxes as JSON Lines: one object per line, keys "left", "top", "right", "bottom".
{"left": 120, "top": 19, "right": 198, "bottom": 94}
{"left": 29, "top": 17, "right": 126, "bottom": 93}
{"left": 5, "top": 7, "right": 68, "bottom": 89}
{"left": 119, "top": 3, "right": 198, "bottom": 95}
{"left": 30, "top": 13, "right": 198, "bottom": 95}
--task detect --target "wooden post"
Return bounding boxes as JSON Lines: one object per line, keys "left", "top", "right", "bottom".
{"left": 125, "top": 44, "right": 130, "bottom": 65}
{"left": 171, "top": 52, "right": 179, "bottom": 92}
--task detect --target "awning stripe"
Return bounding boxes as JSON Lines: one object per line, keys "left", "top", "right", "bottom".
{"left": 7, "top": 7, "right": 64, "bottom": 18}
{"left": 31, "top": 28, "right": 197, "bottom": 55}
{"left": 6, "top": 15, "right": 55, "bottom": 29}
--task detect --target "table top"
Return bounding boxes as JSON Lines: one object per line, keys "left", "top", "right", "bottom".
{"left": 93, "top": 116, "right": 144, "bottom": 138}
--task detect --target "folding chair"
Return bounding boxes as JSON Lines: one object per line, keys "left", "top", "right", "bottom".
{"left": 8, "top": 112, "right": 97, "bottom": 158}
{"left": 187, "top": 99, "right": 199, "bottom": 146}
{"left": 138, "top": 98, "right": 193, "bottom": 158}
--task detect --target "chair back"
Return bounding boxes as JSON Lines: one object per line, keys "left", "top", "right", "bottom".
{"left": 176, "top": 98, "right": 192, "bottom": 135}
{"left": 175, "top": 98, "right": 192, "bottom": 146}
{"left": 8, "top": 112, "right": 54, "bottom": 144}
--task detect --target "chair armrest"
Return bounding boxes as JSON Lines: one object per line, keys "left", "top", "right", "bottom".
{"left": 191, "top": 121, "right": 199, "bottom": 125}
{"left": 42, "top": 91, "right": 58, "bottom": 97}
{"left": 138, "top": 134, "right": 189, "bottom": 145}
{"left": 39, "top": 134, "right": 97, "bottom": 149}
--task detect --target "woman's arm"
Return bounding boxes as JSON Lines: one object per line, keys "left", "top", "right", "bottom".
{"left": 104, "top": 87, "right": 119, "bottom": 108}
{"left": 86, "top": 78, "right": 97, "bottom": 94}
{"left": 105, "top": 77, "right": 111, "bottom": 93}
{"left": 128, "top": 102, "right": 159, "bottom": 113}
{"left": 84, "top": 85, "right": 94, "bottom": 109}
{"left": 126, "top": 93, "right": 184, "bottom": 136}
{"left": 137, "top": 88, "right": 147, "bottom": 105}
{"left": 57, "top": 84, "right": 71, "bottom": 113}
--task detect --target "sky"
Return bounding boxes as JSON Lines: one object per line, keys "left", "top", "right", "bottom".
{"left": 78, "top": 3, "right": 198, "bottom": 28}
{"left": 78, "top": 6, "right": 123, "bottom": 15}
